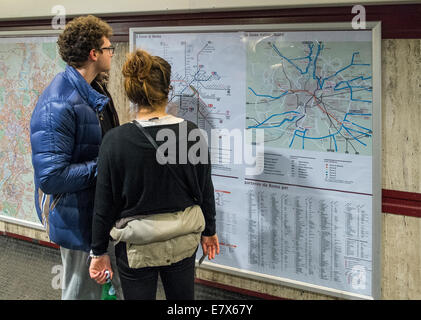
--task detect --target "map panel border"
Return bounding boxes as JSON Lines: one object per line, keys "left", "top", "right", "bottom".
{"left": 131, "top": 22, "right": 382, "bottom": 300}
{"left": 0, "top": 23, "right": 381, "bottom": 300}
{"left": 0, "top": 29, "right": 62, "bottom": 231}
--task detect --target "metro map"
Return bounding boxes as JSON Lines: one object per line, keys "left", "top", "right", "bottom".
{"left": 246, "top": 39, "right": 373, "bottom": 155}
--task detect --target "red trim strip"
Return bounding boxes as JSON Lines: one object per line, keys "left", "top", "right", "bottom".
{"left": 382, "top": 189, "right": 421, "bottom": 202}
{"left": 194, "top": 278, "right": 285, "bottom": 300}
{"left": 2, "top": 231, "right": 59, "bottom": 249}
{"left": 382, "top": 189, "right": 421, "bottom": 218}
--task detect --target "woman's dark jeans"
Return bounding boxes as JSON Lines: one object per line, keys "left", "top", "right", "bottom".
{"left": 115, "top": 242, "right": 196, "bottom": 300}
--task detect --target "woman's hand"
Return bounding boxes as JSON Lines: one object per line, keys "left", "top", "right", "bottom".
{"left": 201, "top": 234, "right": 220, "bottom": 261}
{"left": 89, "top": 254, "right": 113, "bottom": 285}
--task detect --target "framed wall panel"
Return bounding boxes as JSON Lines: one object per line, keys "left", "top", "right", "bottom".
{"left": 131, "top": 22, "right": 382, "bottom": 299}
{"left": 0, "top": 30, "right": 64, "bottom": 230}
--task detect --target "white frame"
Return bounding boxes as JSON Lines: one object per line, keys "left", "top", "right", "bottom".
{"left": 130, "top": 22, "right": 382, "bottom": 300}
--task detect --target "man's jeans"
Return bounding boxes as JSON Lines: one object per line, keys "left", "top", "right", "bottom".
{"left": 60, "top": 242, "right": 123, "bottom": 300}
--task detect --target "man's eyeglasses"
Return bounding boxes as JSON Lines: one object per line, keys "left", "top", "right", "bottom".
{"left": 98, "top": 46, "right": 115, "bottom": 55}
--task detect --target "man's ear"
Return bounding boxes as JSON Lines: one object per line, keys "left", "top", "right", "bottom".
{"left": 89, "top": 48, "right": 98, "bottom": 62}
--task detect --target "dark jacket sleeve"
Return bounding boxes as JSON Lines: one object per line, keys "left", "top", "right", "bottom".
{"left": 30, "top": 101, "right": 97, "bottom": 195}
{"left": 199, "top": 160, "right": 216, "bottom": 236}
{"left": 91, "top": 135, "right": 119, "bottom": 255}
{"left": 186, "top": 121, "right": 216, "bottom": 236}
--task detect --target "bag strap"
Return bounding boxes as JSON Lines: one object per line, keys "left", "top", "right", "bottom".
{"left": 131, "top": 120, "right": 199, "bottom": 204}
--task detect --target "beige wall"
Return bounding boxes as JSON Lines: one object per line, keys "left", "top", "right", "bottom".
{"left": 379, "top": 39, "right": 421, "bottom": 299}
{"left": 0, "top": 0, "right": 418, "bottom": 20}
{"left": 382, "top": 39, "right": 421, "bottom": 194}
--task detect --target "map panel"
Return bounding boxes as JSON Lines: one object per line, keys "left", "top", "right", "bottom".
{"left": 246, "top": 33, "right": 372, "bottom": 156}
{"left": 136, "top": 32, "right": 247, "bottom": 177}
{"left": 137, "top": 33, "right": 245, "bottom": 134}
{"left": 132, "top": 28, "right": 377, "bottom": 299}
{"left": 0, "top": 37, "right": 65, "bottom": 224}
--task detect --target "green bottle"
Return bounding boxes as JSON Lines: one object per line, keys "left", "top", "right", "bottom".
{"left": 101, "top": 270, "right": 117, "bottom": 300}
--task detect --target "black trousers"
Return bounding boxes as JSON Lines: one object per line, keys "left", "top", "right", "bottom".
{"left": 115, "top": 242, "right": 196, "bottom": 300}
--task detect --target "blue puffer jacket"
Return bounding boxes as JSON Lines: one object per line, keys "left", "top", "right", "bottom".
{"left": 30, "top": 65, "right": 109, "bottom": 252}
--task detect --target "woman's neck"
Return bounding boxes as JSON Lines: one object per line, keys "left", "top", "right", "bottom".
{"left": 135, "top": 104, "right": 168, "bottom": 121}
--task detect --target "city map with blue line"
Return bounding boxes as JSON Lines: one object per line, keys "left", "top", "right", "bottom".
{"left": 246, "top": 39, "right": 372, "bottom": 155}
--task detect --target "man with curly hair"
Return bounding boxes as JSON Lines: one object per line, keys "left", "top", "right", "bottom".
{"left": 30, "top": 15, "right": 121, "bottom": 299}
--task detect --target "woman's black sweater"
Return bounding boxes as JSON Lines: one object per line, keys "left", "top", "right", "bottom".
{"left": 91, "top": 119, "right": 216, "bottom": 255}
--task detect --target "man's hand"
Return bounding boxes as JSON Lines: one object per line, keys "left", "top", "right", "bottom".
{"left": 201, "top": 234, "right": 220, "bottom": 261}
{"left": 89, "top": 254, "right": 113, "bottom": 285}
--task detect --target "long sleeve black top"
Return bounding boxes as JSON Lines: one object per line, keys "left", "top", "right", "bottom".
{"left": 91, "top": 79, "right": 120, "bottom": 136}
{"left": 91, "top": 118, "right": 216, "bottom": 255}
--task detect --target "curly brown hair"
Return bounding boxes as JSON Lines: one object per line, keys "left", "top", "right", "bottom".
{"left": 122, "top": 49, "right": 171, "bottom": 110}
{"left": 57, "top": 15, "right": 113, "bottom": 68}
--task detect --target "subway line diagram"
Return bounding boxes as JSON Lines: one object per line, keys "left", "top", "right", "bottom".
{"left": 160, "top": 37, "right": 238, "bottom": 135}
{"left": 246, "top": 38, "right": 373, "bottom": 156}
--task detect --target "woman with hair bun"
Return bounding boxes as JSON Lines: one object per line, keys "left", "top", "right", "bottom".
{"left": 89, "top": 49, "right": 219, "bottom": 300}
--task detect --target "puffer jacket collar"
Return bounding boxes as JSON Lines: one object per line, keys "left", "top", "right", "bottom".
{"left": 64, "top": 65, "right": 109, "bottom": 112}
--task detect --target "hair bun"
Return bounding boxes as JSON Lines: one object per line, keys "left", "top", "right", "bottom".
{"left": 122, "top": 48, "right": 172, "bottom": 109}
{"left": 122, "top": 49, "right": 152, "bottom": 81}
